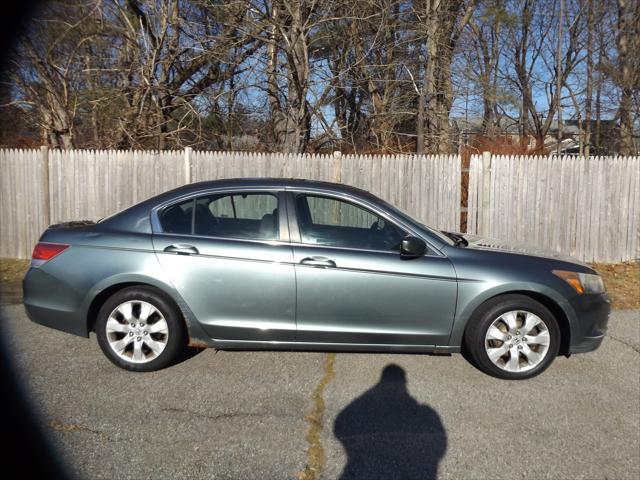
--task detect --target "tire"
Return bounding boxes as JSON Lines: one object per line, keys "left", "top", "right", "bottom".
{"left": 464, "top": 294, "right": 560, "bottom": 380}
{"left": 96, "top": 286, "right": 186, "bottom": 372}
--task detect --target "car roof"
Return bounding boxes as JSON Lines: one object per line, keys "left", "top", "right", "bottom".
{"left": 97, "top": 176, "right": 449, "bottom": 251}
{"left": 164, "top": 177, "right": 375, "bottom": 198}
{"left": 97, "top": 178, "right": 378, "bottom": 233}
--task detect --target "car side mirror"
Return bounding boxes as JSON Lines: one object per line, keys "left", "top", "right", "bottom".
{"left": 400, "top": 236, "right": 426, "bottom": 258}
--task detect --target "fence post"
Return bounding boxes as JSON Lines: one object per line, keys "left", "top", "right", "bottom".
{"left": 184, "top": 146, "right": 192, "bottom": 185}
{"left": 333, "top": 150, "right": 342, "bottom": 183}
{"left": 480, "top": 151, "right": 492, "bottom": 236}
{"left": 41, "top": 145, "right": 51, "bottom": 227}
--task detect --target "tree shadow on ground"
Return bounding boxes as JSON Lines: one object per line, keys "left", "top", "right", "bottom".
{"left": 333, "top": 364, "right": 447, "bottom": 480}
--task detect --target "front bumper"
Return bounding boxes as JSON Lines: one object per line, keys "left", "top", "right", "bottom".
{"left": 568, "top": 292, "right": 611, "bottom": 354}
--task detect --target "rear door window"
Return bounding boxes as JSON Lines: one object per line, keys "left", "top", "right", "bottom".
{"left": 194, "top": 192, "right": 279, "bottom": 240}
{"left": 159, "top": 198, "right": 193, "bottom": 234}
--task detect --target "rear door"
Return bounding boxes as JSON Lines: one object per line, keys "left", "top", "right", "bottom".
{"left": 288, "top": 191, "right": 457, "bottom": 346}
{"left": 152, "top": 190, "right": 296, "bottom": 342}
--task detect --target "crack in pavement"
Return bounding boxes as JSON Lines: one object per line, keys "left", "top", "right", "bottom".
{"left": 160, "top": 406, "right": 267, "bottom": 422}
{"left": 605, "top": 333, "right": 640, "bottom": 354}
{"left": 296, "top": 353, "right": 336, "bottom": 480}
{"left": 48, "top": 419, "right": 113, "bottom": 442}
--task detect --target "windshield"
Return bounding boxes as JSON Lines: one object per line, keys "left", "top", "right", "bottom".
{"left": 377, "top": 198, "right": 455, "bottom": 246}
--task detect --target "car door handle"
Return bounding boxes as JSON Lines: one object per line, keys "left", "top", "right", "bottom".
{"left": 300, "top": 256, "right": 336, "bottom": 268}
{"left": 163, "top": 244, "right": 199, "bottom": 255}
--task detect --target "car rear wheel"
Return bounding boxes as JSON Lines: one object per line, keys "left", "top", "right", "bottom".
{"left": 96, "top": 286, "right": 186, "bottom": 372}
{"left": 464, "top": 295, "right": 560, "bottom": 380}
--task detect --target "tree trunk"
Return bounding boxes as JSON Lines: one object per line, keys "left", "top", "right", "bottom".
{"left": 617, "top": 0, "right": 636, "bottom": 155}
{"left": 435, "top": 52, "right": 454, "bottom": 153}
{"left": 267, "top": 1, "right": 311, "bottom": 153}
{"left": 266, "top": 5, "right": 285, "bottom": 149}
{"left": 417, "top": 83, "right": 425, "bottom": 155}
{"left": 584, "top": 0, "right": 593, "bottom": 156}
{"left": 424, "top": 0, "right": 440, "bottom": 153}
{"left": 556, "top": 0, "right": 564, "bottom": 155}
{"left": 282, "top": 2, "right": 311, "bottom": 153}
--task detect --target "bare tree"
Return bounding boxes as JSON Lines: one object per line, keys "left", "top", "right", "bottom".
{"left": 507, "top": 0, "right": 584, "bottom": 151}
{"left": 614, "top": 0, "right": 639, "bottom": 154}
{"left": 465, "top": 0, "right": 506, "bottom": 137}
{"left": 8, "top": 1, "right": 105, "bottom": 148}
{"left": 110, "top": 0, "right": 260, "bottom": 149}
{"left": 583, "top": 0, "right": 594, "bottom": 155}
{"left": 412, "top": 0, "right": 476, "bottom": 153}
{"left": 3, "top": 0, "right": 636, "bottom": 154}
{"left": 263, "top": 0, "right": 315, "bottom": 153}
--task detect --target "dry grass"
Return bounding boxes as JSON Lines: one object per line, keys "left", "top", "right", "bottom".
{"left": 296, "top": 352, "right": 336, "bottom": 480}
{"left": 1, "top": 258, "right": 638, "bottom": 310}
{"left": 590, "top": 262, "right": 640, "bottom": 310}
{"left": 0, "top": 258, "right": 29, "bottom": 306}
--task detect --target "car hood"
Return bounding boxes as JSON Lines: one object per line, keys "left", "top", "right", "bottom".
{"left": 458, "top": 233, "right": 588, "bottom": 267}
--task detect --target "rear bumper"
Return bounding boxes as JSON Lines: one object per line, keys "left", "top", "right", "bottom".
{"left": 23, "top": 266, "right": 89, "bottom": 338}
{"left": 24, "top": 302, "right": 88, "bottom": 337}
{"left": 568, "top": 292, "right": 610, "bottom": 354}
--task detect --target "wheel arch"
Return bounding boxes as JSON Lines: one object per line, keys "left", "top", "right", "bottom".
{"left": 507, "top": 291, "right": 571, "bottom": 355}
{"left": 84, "top": 276, "right": 212, "bottom": 348}
{"left": 453, "top": 287, "right": 575, "bottom": 356}
{"left": 86, "top": 282, "right": 175, "bottom": 332}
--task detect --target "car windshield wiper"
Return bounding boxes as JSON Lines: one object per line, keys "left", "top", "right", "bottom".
{"left": 442, "top": 231, "right": 468, "bottom": 247}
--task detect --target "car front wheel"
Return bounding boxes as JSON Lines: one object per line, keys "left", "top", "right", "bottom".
{"left": 96, "top": 286, "right": 186, "bottom": 372}
{"left": 464, "top": 295, "right": 560, "bottom": 380}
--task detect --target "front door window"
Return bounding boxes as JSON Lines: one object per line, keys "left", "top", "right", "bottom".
{"left": 295, "top": 194, "right": 405, "bottom": 251}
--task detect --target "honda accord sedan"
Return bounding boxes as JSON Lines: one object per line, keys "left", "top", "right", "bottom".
{"left": 23, "top": 178, "right": 610, "bottom": 379}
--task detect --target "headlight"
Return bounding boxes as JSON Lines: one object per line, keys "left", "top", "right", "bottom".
{"left": 552, "top": 270, "right": 605, "bottom": 294}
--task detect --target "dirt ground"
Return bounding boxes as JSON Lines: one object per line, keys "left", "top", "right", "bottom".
{"left": 1, "top": 258, "right": 638, "bottom": 309}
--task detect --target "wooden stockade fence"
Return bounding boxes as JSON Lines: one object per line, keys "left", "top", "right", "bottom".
{"left": 0, "top": 148, "right": 638, "bottom": 263}
{"left": 467, "top": 153, "right": 640, "bottom": 264}
{"left": 0, "top": 148, "right": 461, "bottom": 259}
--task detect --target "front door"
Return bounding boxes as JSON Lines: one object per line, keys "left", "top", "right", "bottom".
{"left": 153, "top": 190, "right": 296, "bottom": 342}
{"left": 289, "top": 192, "right": 457, "bottom": 346}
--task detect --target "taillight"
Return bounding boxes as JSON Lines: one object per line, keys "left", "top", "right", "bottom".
{"left": 32, "top": 242, "right": 69, "bottom": 262}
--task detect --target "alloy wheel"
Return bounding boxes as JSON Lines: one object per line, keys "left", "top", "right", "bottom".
{"left": 105, "top": 300, "right": 169, "bottom": 363}
{"left": 484, "top": 310, "right": 551, "bottom": 373}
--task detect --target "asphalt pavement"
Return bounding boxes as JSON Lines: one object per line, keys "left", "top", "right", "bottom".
{"left": 2, "top": 304, "right": 639, "bottom": 480}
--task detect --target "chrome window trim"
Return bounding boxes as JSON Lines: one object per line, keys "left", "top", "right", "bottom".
{"left": 154, "top": 230, "right": 437, "bottom": 258}
{"left": 152, "top": 230, "right": 292, "bottom": 249}
{"left": 289, "top": 241, "right": 414, "bottom": 257}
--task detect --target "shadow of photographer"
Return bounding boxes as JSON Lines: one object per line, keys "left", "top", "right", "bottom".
{"left": 334, "top": 364, "right": 447, "bottom": 479}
